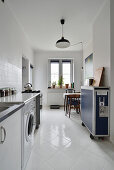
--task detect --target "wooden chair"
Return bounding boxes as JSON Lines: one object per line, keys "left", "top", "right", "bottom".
{"left": 64, "top": 89, "right": 75, "bottom": 111}
{"left": 66, "top": 89, "right": 75, "bottom": 93}
{"left": 67, "top": 94, "right": 80, "bottom": 118}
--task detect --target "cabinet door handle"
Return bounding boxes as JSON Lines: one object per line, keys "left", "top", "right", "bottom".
{"left": 1, "top": 126, "right": 6, "bottom": 144}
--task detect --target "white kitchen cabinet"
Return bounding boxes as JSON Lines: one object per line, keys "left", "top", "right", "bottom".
{"left": 0, "top": 109, "right": 22, "bottom": 170}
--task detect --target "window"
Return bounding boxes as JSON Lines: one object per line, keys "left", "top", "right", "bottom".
{"left": 51, "top": 61, "right": 59, "bottom": 85}
{"left": 48, "top": 59, "right": 73, "bottom": 87}
{"left": 62, "top": 61, "right": 71, "bottom": 85}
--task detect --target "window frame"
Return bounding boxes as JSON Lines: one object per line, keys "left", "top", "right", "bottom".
{"left": 48, "top": 59, "right": 73, "bottom": 88}
{"left": 50, "top": 60, "right": 59, "bottom": 86}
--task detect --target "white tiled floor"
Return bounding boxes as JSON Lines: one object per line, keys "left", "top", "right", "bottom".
{"left": 26, "top": 107, "right": 114, "bottom": 170}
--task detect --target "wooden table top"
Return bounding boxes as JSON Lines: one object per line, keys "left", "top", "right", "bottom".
{"left": 63, "top": 92, "right": 81, "bottom": 99}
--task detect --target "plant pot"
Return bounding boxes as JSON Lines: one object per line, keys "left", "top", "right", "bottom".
{"left": 60, "top": 85, "right": 62, "bottom": 88}
{"left": 65, "top": 84, "right": 69, "bottom": 89}
{"left": 52, "top": 85, "right": 55, "bottom": 88}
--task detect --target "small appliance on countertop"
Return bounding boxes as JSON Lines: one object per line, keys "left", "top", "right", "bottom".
{"left": 24, "top": 83, "right": 32, "bottom": 91}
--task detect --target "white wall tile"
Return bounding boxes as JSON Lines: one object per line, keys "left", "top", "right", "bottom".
{"left": 0, "top": 1, "right": 33, "bottom": 91}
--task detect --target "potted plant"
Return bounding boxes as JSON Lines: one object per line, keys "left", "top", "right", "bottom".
{"left": 52, "top": 81, "right": 56, "bottom": 88}
{"left": 58, "top": 76, "right": 64, "bottom": 88}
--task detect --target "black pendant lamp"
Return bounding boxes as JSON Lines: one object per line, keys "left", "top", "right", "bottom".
{"left": 56, "top": 19, "right": 70, "bottom": 48}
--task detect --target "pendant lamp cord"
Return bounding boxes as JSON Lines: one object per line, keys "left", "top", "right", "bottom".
{"left": 62, "top": 24, "right": 63, "bottom": 37}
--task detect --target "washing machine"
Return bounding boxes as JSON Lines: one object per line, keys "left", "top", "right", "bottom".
{"left": 21, "top": 100, "right": 36, "bottom": 170}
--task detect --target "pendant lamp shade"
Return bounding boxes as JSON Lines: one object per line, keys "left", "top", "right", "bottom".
{"left": 56, "top": 37, "right": 70, "bottom": 48}
{"left": 56, "top": 19, "right": 70, "bottom": 48}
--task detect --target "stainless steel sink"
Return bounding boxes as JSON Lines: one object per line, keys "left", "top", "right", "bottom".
{"left": 0, "top": 103, "right": 24, "bottom": 122}
{"left": 0, "top": 103, "right": 18, "bottom": 113}
{"left": 0, "top": 107, "right": 10, "bottom": 112}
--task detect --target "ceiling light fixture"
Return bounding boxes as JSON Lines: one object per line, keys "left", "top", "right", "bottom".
{"left": 56, "top": 19, "right": 70, "bottom": 48}
{"left": 1, "top": 0, "right": 4, "bottom": 3}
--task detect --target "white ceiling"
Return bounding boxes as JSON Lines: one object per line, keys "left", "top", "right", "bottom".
{"left": 6, "top": 0, "right": 105, "bottom": 51}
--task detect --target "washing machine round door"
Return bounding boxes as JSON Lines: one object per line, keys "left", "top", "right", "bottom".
{"left": 25, "top": 112, "right": 34, "bottom": 142}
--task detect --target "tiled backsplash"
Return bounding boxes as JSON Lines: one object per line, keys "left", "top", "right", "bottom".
{"left": 0, "top": 1, "right": 33, "bottom": 92}
{"left": 0, "top": 62, "right": 22, "bottom": 92}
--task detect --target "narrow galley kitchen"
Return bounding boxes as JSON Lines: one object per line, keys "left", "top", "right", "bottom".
{"left": 0, "top": 0, "right": 114, "bottom": 170}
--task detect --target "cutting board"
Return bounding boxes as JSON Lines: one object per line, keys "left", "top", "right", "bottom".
{"left": 92, "top": 67, "right": 104, "bottom": 87}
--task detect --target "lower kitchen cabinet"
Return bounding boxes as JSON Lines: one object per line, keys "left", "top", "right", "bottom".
{"left": 0, "top": 109, "right": 22, "bottom": 170}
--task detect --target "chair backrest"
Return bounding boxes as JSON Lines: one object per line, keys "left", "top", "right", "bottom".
{"left": 67, "top": 94, "right": 80, "bottom": 105}
{"left": 67, "top": 94, "right": 80, "bottom": 98}
{"left": 66, "top": 89, "right": 75, "bottom": 93}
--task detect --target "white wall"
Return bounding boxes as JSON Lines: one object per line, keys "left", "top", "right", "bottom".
{"left": 83, "top": 40, "right": 93, "bottom": 84}
{"left": 83, "top": 0, "right": 110, "bottom": 87}
{"left": 33, "top": 50, "right": 83, "bottom": 106}
{"left": 93, "top": 0, "right": 110, "bottom": 86}
{"left": 83, "top": 41, "right": 93, "bottom": 60}
{"left": 0, "top": 1, "right": 33, "bottom": 92}
{"left": 110, "top": 0, "right": 114, "bottom": 143}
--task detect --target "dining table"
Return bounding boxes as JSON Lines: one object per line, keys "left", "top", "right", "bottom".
{"left": 63, "top": 92, "right": 81, "bottom": 113}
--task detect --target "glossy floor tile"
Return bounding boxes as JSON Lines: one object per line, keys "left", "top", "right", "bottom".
{"left": 26, "top": 107, "right": 114, "bottom": 170}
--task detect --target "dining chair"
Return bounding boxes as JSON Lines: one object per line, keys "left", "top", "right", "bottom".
{"left": 66, "top": 89, "right": 75, "bottom": 93}
{"left": 64, "top": 89, "right": 75, "bottom": 111}
{"left": 67, "top": 94, "right": 80, "bottom": 118}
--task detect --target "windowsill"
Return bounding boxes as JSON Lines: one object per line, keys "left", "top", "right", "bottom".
{"left": 48, "top": 86, "right": 74, "bottom": 89}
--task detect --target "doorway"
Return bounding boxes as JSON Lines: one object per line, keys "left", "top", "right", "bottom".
{"left": 22, "top": 57, "right": 29, "bottom": 91}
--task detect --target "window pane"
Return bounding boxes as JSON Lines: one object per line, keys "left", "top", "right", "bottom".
{"left": 51, "top": 63, "right": 59, "bottom": 85}
{"left": 63, "top": 63, "right": 70, "bottom": 85}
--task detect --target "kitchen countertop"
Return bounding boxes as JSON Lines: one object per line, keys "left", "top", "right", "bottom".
{"left": 0, "top": 92, "right": 40, "bottom": 104}
{"left": 0, "top": 103, "right": 24, "bottom": 123}
{"left": 0, "top": 93, "right": 40, "bottom": 122}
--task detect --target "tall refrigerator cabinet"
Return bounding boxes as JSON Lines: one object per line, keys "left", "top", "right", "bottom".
{"left": 81, "top": 86, "right": 110, "bottom": 139}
